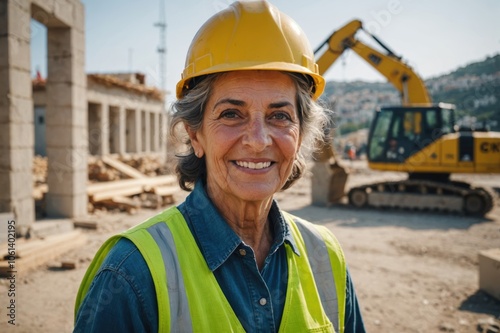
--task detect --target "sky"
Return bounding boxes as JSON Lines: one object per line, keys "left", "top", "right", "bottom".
{"left": 30, "top": 0, "right": 500, "bottom": 104}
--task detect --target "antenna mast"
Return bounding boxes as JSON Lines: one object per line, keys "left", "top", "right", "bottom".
{"left": 154, "top": 0, "right": 167, "bottom": 91}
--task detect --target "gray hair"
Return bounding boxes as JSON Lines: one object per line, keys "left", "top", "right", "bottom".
{"left": 169, "top": 72, "right": 330, "bottom": 192}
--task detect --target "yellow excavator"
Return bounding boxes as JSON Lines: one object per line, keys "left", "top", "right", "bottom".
{"left": 312, "top": 19, "right": 500, "bottom": 215}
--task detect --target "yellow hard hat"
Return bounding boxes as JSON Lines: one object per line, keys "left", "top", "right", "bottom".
{"left": 176, "top": 0, "right": 325, "bottom": 100}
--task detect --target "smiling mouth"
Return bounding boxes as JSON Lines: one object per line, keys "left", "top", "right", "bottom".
{"left": 234, "top": 161, "right": 272, "bottom": 170}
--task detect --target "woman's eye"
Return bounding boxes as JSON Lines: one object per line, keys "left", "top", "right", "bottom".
{"left": 220, "top": 110, "right": 239, "bottom": 119}
{"left": 271, "top": 112, "right": 292, "bottom": 121}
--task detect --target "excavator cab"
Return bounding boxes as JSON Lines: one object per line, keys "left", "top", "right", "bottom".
{"left": 367, "top": 104, "right": 456, "bottom": 166}
{"left": 349, "top": 103, "right": 498, "bottom": 215}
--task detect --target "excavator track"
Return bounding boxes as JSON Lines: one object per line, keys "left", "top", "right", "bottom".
{"left": 347, "top": 179, "right": 495, "bottom": 216}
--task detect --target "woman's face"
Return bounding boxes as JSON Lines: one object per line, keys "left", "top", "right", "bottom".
{"left": 189, "top": 71, "right": 301, "bottom": 203}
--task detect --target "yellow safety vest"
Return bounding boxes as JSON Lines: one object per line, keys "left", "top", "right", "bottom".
{"left": 75, "top": 207, "right": 347, "bottom": 332}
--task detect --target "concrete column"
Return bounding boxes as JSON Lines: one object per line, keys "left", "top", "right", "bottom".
{"left": 99, "top": 102, "right": 109, "bottom": 155}
{"left": 126, "top": 108, "right": 141, "bottom": 153}
{"left": 45, "top": 12, "right": 87, "bottom": 218}
{"left": 118, "top": 106, "right": 126, "bottom": 154}
{"left": 0, "top": 0, "right": 34, "bottom": 233}
{"left": 144, "top": 110, "right": 151, "bottom": 153}
{"left": 108, "top": 105, "right": 121, "bottom": 154}
{"left": 125, "top": 108, "right": 135, "bottom": 153}
{"left": 87, "top": 102, "right": 99, "bottom": 155}
{"left": 135, "top": 109, "right": 142, "bottom": 153}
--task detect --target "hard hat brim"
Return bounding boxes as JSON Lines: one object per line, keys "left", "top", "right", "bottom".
{"left": 176, "top": 64, "right": 325, "bottom": 100}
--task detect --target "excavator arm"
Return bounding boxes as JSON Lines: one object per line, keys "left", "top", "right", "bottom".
{"left": 311, "top": 19, "right": 431, "bottom": 206}
{"left": 315, "top": 19, "right": 431, "bottom": 105}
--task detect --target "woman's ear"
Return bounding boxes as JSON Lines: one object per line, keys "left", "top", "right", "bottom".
{"left": 185, "top": 124, "right": 204, "bottom": 158}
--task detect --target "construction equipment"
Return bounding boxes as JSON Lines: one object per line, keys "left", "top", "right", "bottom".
{"left": 312, "top": 19, "right": 500, "bottom": 215}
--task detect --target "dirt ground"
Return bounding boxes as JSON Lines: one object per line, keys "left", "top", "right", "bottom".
{"left": 1, "top": 160, "right": 499, "bottom": 333}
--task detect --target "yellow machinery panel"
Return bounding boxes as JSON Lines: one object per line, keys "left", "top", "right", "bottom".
{"left": 440, "top": 134, "right": 459, "bottom": 166}
{"left": 369, "top": 131, "right": 500, "bottom": 175}
{"left": 474, "top": 132, "right": 500, "bottom": 172}
{"left": 403, "top": 132, "right": 500, "bottom": 174}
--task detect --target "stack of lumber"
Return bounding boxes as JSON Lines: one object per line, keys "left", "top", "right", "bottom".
{"left": 33, "top": 156, "right": 48, "bottom": 200}
{"left": 121, "top": 155, "right": 170, "bottom": 177}
{"left": 33, "top": 155, "right": 47, "bottom": 185}
{"left": 88, "top": 158, "right": 125, "bottom": 181}
{"left": 88, "top": 156, "right": 179, "bottom": 212}
{"left": 0, "top": 230, "right": 87, "bottom": 277}
{"left": 33, "top": 184, "right": 48, "bottom": 200}
{"left": 32, "top": 155, "right": 180, "bottom": 214}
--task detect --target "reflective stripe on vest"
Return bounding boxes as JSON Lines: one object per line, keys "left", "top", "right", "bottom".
{"left": 147, "top": 223, "right": 193, "bottom": 332}
{"left": 294, "top": 220, "right": 339, "bottom": 331}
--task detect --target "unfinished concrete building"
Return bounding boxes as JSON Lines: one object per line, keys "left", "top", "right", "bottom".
{"left": 1, "top": 0, "right": 86, "bottom": 234}
{"left": 1, "top": 1, "right": 167, "bottom": 237}
{"left": 87, "top": 73, "right": 166, "bottom": 159}
{"left": 33, "top": 73, "right": 167, "bottom": 159}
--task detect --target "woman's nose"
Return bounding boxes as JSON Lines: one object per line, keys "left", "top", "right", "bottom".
{"left": 242, "top": 117, "right": 272, "bottom": 151}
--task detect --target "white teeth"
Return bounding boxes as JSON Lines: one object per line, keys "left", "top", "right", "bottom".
{"left": 236, "top": 161, "right": 271, "bottom": 169}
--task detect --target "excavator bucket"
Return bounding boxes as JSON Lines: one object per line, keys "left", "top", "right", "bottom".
{"left": 328, "top": 162, "right": 348, "bottom": 203}
{"left": 311, "top": 161, "right": 349, "bottom": 206}
{"left": 311, "top": 135, "right": 348, "bottom": 206}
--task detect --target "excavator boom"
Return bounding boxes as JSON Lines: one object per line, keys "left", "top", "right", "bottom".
{"left": 315, "top": 19, "right": 430, "bottom": 105}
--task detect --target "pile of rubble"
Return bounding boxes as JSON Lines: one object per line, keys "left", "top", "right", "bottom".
{"left": 88, "top": 158, "right": 126, "bottom": 182}
{"left": 34, "top": 155, "right": 180, "bottom": 217}
{"left": 120, "top": 155, "right": 171, "bottom": 177}
{"left": 88, "top": 155, "right": 172, "bottom": 182}
{"left": 33, "top": 155, "right": 48, "bottom": 186}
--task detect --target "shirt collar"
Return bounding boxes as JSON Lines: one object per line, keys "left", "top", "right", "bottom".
{"left": 182, "top": 180, "right": 300, "bottom": 271}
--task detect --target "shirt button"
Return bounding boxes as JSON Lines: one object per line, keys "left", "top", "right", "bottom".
{"left": 259, "top": 298, "right": 267, "bottom": 306}
{"left": 239, "top": 249, "right": 246, "bottom": 256}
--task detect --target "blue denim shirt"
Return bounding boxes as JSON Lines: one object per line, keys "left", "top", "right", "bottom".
{"left": 74, "top": 181, "right": 365, "bottom": 332}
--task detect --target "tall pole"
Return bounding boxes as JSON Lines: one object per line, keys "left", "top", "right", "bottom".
{"left": 154, "top": 0, "right": 166, "bottom": 91}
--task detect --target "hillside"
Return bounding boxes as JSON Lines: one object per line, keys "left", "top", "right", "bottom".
{"left": 324, "top": 53, "right": 500, "bottom": 133}
{"left": 427, "top": 54, "right": 500, "bottom": 129}
{"left": 445, "top": 54, "right": 499, "bottom": 78}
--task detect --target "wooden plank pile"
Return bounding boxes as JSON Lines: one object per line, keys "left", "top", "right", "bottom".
{"left": 88, "top": 156, "right": 179, "bottom": 213}
{"left": 0, "top": 230, "right": 87, "bottom": 277}
{"left": 119, "top": 155, "right": 171, "bottom": 177}
{"left": 33, "top": 155, "right": 180, "bottom": 215}
{"left": 33, "top": 156, "right": 48, "bottom": 201}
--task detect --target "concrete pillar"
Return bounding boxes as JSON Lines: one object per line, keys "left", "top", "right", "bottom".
{"left": 45, "top": 14, "right": 87, "bottom": 217}
{"left": 0, "top": 0, "right": 35, "bottom": 233}
{"left": 118, "top": 106, "right": 126, "bottom": 154}
{"left": 144, "top": 110, "right": 151, "bottom": 153}
{"left": 109, "top": 105, "right": 121, "bottom": 154}
{"left": 125, "top": 108, "right": 141, "bottom": 153}
{"left": 88, "top": 103, "right": 99, "bottom": 155}
{"left": 125, "top": 108, "right": 134, "bottom": 153}
{"left": 135, "top": 109, "right": 142, "bottom": 153}
{"left": 99, "top": 102, "right": 109, "bottom": 155}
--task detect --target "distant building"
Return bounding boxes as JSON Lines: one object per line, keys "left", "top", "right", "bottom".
{"left": 33, "top": 72, "right": 167, "bottom": 161}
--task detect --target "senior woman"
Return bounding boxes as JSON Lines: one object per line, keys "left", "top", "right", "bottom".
{"left": 74, "top": 1, "right": 365, "bottom": 332}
